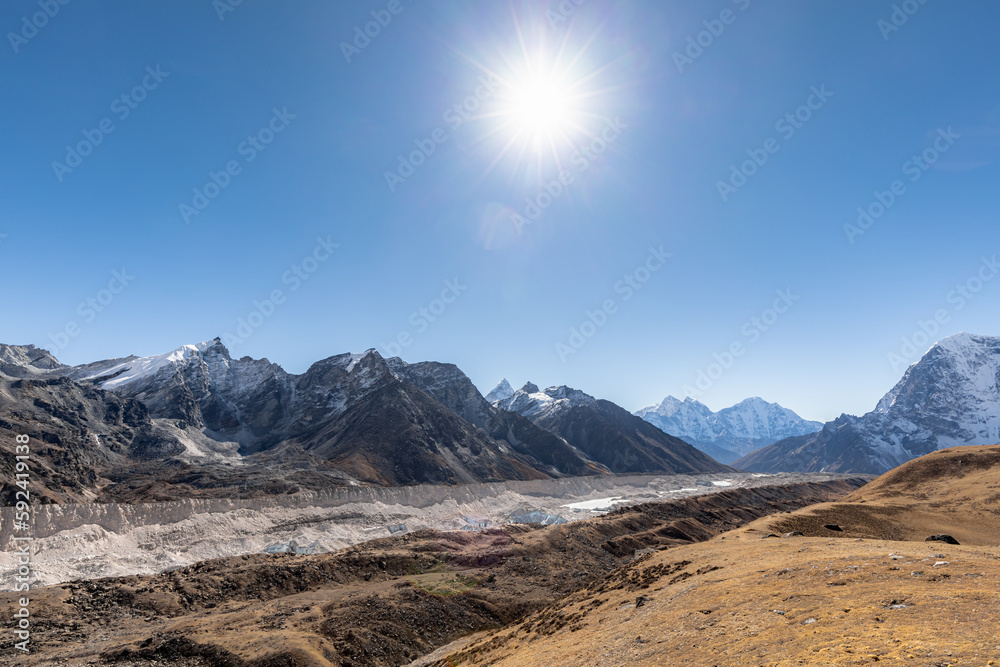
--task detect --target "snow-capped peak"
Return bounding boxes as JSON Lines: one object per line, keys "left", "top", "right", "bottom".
{"left": 744, "top": 332, "right": 1000, "bottom": 474}
{"left": 644, "top": 395, "right": 711, "bottom": 417}
{"left": 485, "top": 378, "right": 515, "bottom": 403}
{"left": 493, "top": 383, "right": 595, "bottom": 419}
{"left": 344, "top": 350, "right": 377, "bottom": 374}
{"left": 84, "top": 340, "right": 219, "bottom": 390}
{"left": 655, "top": 395, "right": 684, "bottom": 412}
{"left": 635, "top": 394, "right": 822, "bottom": 457}
{"left": 875, "top": 332, "right": 999, "bottom": 416}
{"left": 933, "top": 331, "right": 986, "bottom": 354}
{"left": 544, "top": 385, "right": 596, "bottom": 405}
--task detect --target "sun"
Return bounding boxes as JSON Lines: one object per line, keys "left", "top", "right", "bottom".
{"left": 492, "top": 56, "right": 591, "bottom": 159}
{"left": 509, "top": 73, "right": 574, "bottom": 144}
{"left": 448, "top": 12, "right": 624, "bottom": 181}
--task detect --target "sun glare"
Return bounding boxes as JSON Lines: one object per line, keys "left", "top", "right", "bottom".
{"left": 510, "top": 74, "right": 573, "bottom": 141}
{"left": 451, "top": 11, "right": 623, "bottom": 181}
{"left": 494, "top": 57, "right": 589, "bottom": 159}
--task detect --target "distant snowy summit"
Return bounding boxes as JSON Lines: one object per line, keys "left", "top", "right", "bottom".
{"left": 485, "top": 378, "right": 515, "bottom": 403}
{"left": 635, "top": 396, "right": 823, "bottom": 464}
{"left": 492, "top": 382, "right": 597, "bottom": 420}
{"left": 737, "top": 332, "right": 1000, "bottom": 474}
{"left": 488, "top": 382, "right": 732, "bottom": 474}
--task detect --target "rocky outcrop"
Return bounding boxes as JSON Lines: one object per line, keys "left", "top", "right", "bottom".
{"left": 0, "top": 376, "right": 183, "bottom": 504}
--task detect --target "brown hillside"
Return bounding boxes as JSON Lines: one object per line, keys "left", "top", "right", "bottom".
{"left": 435, "top": 445, "right": 1000, "bottom": 666}
{"left": 751, "top": 444, "right": 1000, "bottom": 546}
{"left": 847, "top": 444, "right": 1000, "bottom": 502}
{"left": 437, "top": 537, "right": 1000, "bottom": 666}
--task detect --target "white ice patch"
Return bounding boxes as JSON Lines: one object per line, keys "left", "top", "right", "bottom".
{"left": 561, "top": 496, "right": 625, "bottom": 511}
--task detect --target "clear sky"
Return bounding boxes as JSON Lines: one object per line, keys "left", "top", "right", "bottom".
{"left": 1, "top": 1, "right": 998, "bottom": 423}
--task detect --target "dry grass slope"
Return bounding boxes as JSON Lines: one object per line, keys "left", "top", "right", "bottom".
{"left": 436, "top": 445, "right": 1000, "bottom": 666}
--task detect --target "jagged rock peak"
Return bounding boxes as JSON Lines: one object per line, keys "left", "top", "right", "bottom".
{"left": 0, "top": 343, "right": 65, "bottom": 375}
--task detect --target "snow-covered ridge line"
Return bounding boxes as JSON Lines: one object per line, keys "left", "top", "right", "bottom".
{"left": 491, "top": 382, "right": 597, "bottom": 419}
{"left": 84, "top": 341, "right": 217, "bottom": 390}
{"left": 634, "top": 394, "right": 823, "bottom": 458}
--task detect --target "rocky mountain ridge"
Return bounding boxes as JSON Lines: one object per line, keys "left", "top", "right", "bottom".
{"left": 0, "top": 340, "right": 729, "bottom": 501}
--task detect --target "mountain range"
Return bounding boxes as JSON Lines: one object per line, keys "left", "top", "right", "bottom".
{"left": 0, "top": 340, "right": 729, "bottom": 503}
{"left": 633, "top": 396, "right": 823, "bottom": 464}
{"left": 490, "top": 382, "right": 734, "bottom": 474}
{"left": 2, "top": 331, "right": 998, "bottom": 500}
{"left": 735, "top": 332, "right": 1000, "bottom": 473}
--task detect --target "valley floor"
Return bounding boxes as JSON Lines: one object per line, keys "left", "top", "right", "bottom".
{"left": 0, "top": 471, "right": 856, "bottom": 590}
{"left": 0, "top": 479, "right": 863, "bottom": 666}
{"left": 5, "top": 446, "right": 998, "bottom": 666}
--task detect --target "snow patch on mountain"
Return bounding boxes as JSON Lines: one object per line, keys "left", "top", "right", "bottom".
{"left": 344, "top": 350, "right": 376, "bottom": 374}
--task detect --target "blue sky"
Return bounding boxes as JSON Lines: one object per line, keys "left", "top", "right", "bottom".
{"left": 1, "top": 0, "right": 998, "bottom": 422}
